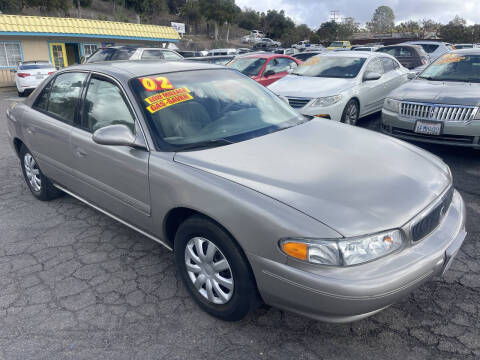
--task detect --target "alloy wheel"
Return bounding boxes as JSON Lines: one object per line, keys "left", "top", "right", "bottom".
{"left": 184, "top": 237, "right": 234, "bottom": 305}
{"left": 345, "top": 102, "right": 358, "bottom": 125}
{"left": 24, "top": 153, "right": 41, "bottom": 192}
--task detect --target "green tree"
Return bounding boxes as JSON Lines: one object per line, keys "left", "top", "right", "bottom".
{"left": 316, "top": 21, "right": 339, "bottom": 43}
{"left": 438, "top": 16, "right": 468, "bottom": 43}
{"left": 262, "top": 10, "right": 294, "bottom": 40}
{"left": 395, "top": 20, "right": 420, "bottom": 34}
{"left": 235, "top": 7, "right": 261, "bottom": 30}
{"left": 180, "top": 0, "right": 202, "bottom": 33}
{"left": 199, "top": 0, "right": 236, "bottom": 40}
{"left": 367, "top": 5, "right": 395, "bottom": 33}
{"left": 280, "top": 23, "right": 312, "bottom": 47}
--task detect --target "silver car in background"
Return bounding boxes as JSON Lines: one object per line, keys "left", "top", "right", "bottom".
{"left": 382, "top": 49, "right": 480, "bottom": 149}
{"left": 6, "top": 61, "right": 466, "bottom": 323}
{"left": 268, "top": 52, "right": 410, "bottom": 125}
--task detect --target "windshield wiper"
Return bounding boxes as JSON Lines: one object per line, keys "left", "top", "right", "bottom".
{"left": 176, "top": 138, "right": 234, "bottom": 152}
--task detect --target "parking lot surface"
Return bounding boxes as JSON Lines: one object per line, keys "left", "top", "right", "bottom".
{"left": 0, "top": 88, "right": 479, "bottom": 359}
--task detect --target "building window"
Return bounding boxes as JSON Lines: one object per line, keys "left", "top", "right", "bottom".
{"left": 83, "top": 44, "right": 98, "bottom": 57}
{"left": 0, "top": 42, "right": 22, "bottom": 68}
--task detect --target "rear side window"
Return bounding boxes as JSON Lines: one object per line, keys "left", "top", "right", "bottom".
{"left": 418, "top": 44, "right": 439, "bottom": 53}
{"left": 47, "top": 72, "right": 87, "bottom": 124}
{"left": 141, "top": 50, "right": 165, "bottom": 60}
{"left": 82, "top": 76, "right": 135, "bottom": 133}
{"left": 162, "top": 51, "right": 183, "bottom": 60}
{"left": 381, "top": 58, "right": 395, "bottom": 72}
{"left": 377, "top": 47, "right": 396, "bottom": 56}
{"left": 398, "top": 47, "right": 414, "bottom": 57}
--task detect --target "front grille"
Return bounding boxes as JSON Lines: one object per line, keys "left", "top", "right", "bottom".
{"left": 392, "top": 127, "right": 475, "bottom": 144}
{"left": 411, "top": 186, "right": 454, "bottom": 242}
{"left": 400, "top": 102, "right": 478, "bottom": 123}
{"left": 287, "top": 97, "right": 311, "bottom": 108}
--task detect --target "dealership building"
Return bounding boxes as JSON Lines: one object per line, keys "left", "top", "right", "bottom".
{"left": 0, "top": 14, "right": 180, "bottom": 86}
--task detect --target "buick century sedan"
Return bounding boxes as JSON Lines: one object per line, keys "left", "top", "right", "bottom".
{"left": 6, "top": 61, "right": 466, "bottom": 322}
{"left": 382, "top": 49, "right": 480, "bottom": 149}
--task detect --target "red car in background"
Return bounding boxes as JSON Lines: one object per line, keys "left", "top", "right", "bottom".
{"left": 226, "top": 53, "right": 302, "bottom": 86}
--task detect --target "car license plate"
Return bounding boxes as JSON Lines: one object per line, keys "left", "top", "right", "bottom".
{"left": 35, "top": 74, "right": 44, "bottom": 79}
{"left": 414, "top": 121, "right": 442, "bottom": 135}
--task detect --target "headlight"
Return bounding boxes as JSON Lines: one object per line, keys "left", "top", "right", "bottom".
{"left": 280, "top": 229, "right": 404, "bottom": 266}
{"left": 383, "top": 98, "right": 400, "bottom": 113}
{"left": 312, "top": 94, "right": 342, "bottom": 107}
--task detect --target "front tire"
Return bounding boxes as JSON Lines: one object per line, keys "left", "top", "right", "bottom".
{"left": 174, "top": 215, "right": 260, "bottom": 321}
{"left": 20, "top": 146, "right": 62, "bottom": 201}
{"left": 341, "top": 99, "right": 359, "bottom": 126}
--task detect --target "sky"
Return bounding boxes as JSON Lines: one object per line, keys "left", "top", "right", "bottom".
{"left": 235, "top": 0, "right": 480, "bottom": 29}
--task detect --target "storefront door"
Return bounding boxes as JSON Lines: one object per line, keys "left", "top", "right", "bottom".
{"left": 49, "top": 43, "right": 67, "bottom": 68}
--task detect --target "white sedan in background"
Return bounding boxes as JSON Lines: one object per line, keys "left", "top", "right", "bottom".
{"left": 268, "top": 52, "right": 411, "bottom": 125}
{"left": 13, "top": 61, "right": 56, "bottom": 97}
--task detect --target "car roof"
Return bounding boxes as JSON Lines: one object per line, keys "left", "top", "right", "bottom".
{"left": 238, "top": 53, "right": 290, "bottom": 59}
{"left": 313, "top": 51, "right": 376, "bottom": 59}
{"left": 407, "top": 41, "right": 449, "bottom": 45}
{"left": 65, "top": 60, "right": 225, "bottom": 81}
{"left": 451, "top": 48, "right": 480, "bottom": 55}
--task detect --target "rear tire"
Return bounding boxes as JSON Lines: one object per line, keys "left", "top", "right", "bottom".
{"left": 19, "top": 146, "right": 63, "bottom": 201}
{"left": 341, "top": 99, "right": 360, "bottom": 126}
{"left": 174, "top": 215, "right": 260, "bottom": 321}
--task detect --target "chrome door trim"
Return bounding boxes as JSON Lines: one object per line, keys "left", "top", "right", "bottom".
{"left": 53, "top": 183, "right": 172, "bottom": 251}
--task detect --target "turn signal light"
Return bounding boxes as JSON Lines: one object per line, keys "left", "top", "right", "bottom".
{"left": 314, "top": 114, "right": 331, "bottom": 119}
{"left": 17, "top": 73, "right": 30, "bottom": 78}
{"left": 282, "top": 242, "right": 307, "bottom": 261}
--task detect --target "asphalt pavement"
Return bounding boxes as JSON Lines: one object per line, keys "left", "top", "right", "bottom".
{"left": 0, "top": 89, "right": 479, "bottom": 359}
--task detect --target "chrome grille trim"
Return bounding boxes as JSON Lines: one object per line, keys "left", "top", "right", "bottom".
{"left": 287, "top": 97, "right": 311, "bottom": 109}
{"left": 399, "top": 101, "right": 478, "bottom": 124}
{"left": 404, "top": 185, "right": 454, "bottom": 243}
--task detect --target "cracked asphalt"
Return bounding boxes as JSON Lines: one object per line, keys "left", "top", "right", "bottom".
{"left": 0, "top": 88, "right": 479, "bottom": 359}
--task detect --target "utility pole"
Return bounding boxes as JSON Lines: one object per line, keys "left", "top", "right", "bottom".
{"left": 330, "top": 10, "right": 339, "bottom": 22}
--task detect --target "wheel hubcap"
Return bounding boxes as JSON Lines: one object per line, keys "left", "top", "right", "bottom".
{"left": 24, "top": 153, "right": 41, "bottom": 192}
{"left": 346, "top": 103, "right": 358, "bottom": 125}
{"left": 184, "top": 237, "right": 234, "bottom": 305}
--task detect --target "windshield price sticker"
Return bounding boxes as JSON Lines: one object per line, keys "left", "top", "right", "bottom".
{"left": 139, "top": 76, "right": 174, "bottom": 91}
{"left": 146, "top": 93, "right": 193, "bottom": 114}
{"left": 144, "top": 87, "right": 191, "bottom": 104}
{"left": 435, "top": 54, "right": 466, "bottom": 65}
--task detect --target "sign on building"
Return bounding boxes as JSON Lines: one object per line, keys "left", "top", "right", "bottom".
{"left": 171, "top": 22, "right": 185, "bottom": 35}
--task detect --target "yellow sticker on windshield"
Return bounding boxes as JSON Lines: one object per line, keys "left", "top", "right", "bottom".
{"left": 435, "top": 54, "right": 466, "bottom": 65}
{"left": 144, "top": 87, "right": 191, "bottom": 104}
{"left": 146, "top": 93, "right": 193, "bottom": 113}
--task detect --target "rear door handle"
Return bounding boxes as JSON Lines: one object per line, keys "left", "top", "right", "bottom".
{"left": 26, "top": 127, "right": 36, "bottom": 135}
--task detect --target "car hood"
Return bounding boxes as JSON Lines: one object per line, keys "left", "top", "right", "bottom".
{"left": 268, "top": 75, "right": 356, "bottom": 98}
{"left": 174, "top": 120, "right": 451, "bottom": 237}
{"left": 390, "top": 79, "right": 480, "bottom": 106}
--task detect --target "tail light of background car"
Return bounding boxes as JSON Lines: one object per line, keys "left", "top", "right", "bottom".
{"left": 48, "top": 72, "right": 55, "bottom": 75}
{"left": 17, "top": 73, "right": 30, "bottom": 78}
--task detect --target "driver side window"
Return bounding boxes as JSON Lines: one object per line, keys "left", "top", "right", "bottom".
{"left": 365, "top": 59, "right": 384, "bottom": 74}
{"left": 82, "top": 77, "right": 135, "bottom": 133}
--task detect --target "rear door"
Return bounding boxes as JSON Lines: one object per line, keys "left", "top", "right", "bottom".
{"left": 396, "top": 46, "right": 417, "bottom": 69}
{"left": 70, "top": 74, "right": 151, "bottom": 228}
{"left": 24, "top": 72, "right": 87, "bottom": 188}
{"left": 380, "top": 57, "right": 404, "bottom": 94}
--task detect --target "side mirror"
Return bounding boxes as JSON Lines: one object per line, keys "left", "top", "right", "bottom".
{"left": 364, "top": 72, "right": 382, "bottom": 81}
{"left": 407, "top": 72, "right": 416, "bottom": 80}
{"left": 263, "top": 69, "right": 275, "bottom": 76}
{"left": 92, "top": 124, "right": 135, "bottom": 146}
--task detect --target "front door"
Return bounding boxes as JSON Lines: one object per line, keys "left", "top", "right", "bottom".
{"left": 359, "top": 58, "right": 386, "bottom": 115}
{"left": 70, "top": 74, "right": 151, "bottom": 229}
{"left": 50, "top": 43, "right": 67, "bottom": 68}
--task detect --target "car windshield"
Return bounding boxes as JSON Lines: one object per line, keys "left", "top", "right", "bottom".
{"left": 130, "top": 69, "right": 306, "bottom": 151}
{"left": 292, "top": 56, "right": 366, "bottom": 78}
{"left": 419, "top": 53, "right": 480, "bottom": 82}
{"left": 227, "top": 58, "right": 267, "bottom": 76}
{"left": 19, "top": 63, "right": 52, "bottom": 70}
{"left": 329, "top": 42, "right": 343, "bottom": 47}
{"left": 455, "top": 44, "right": 473, "bottom": 49}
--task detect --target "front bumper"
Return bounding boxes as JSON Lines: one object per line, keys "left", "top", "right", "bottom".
{"left": 249, "top": 190, "right": 466, "bottom": 323}
{"left": 382, "top": 109, "right": 480, "bottom": 149}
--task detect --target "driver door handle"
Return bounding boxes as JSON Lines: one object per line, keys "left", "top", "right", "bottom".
{"left": 75, "top": 148, "right": 87, "bottom": 158}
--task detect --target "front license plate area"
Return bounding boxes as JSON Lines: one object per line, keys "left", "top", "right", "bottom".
{"left": 414, "top": 120, "right": 442, "bottom": 135}
{"left": 36, "top": 74, "right": 44, "bottom": 79}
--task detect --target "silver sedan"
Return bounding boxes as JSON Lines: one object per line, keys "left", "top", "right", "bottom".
{"left": 5, "top": 61, "right": 466, "bottom": 322}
